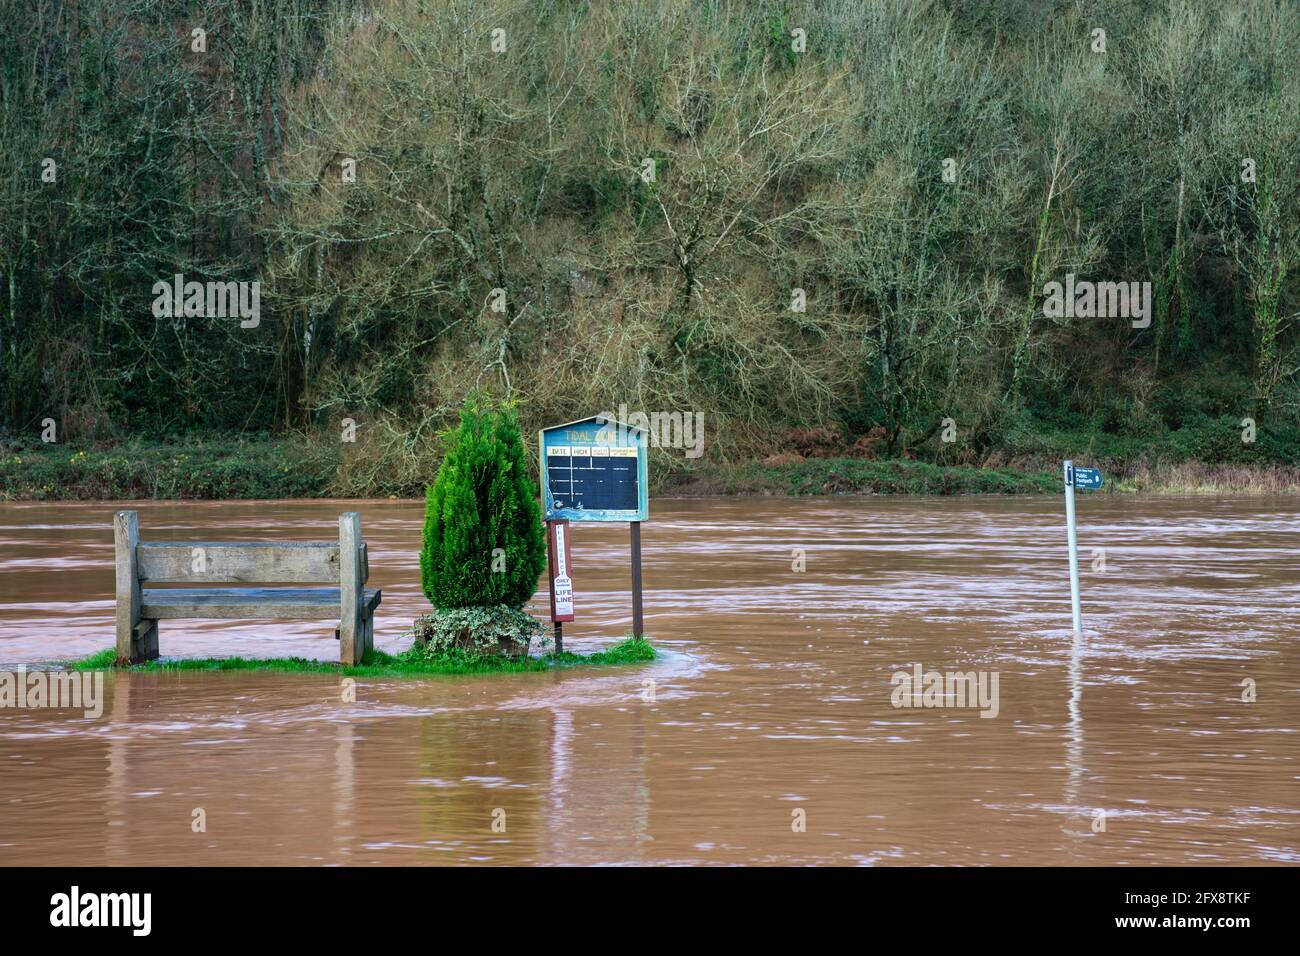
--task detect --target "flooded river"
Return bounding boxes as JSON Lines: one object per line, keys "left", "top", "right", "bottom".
{"left": 1, "top": 496, "right": 1297, "bottom": 865}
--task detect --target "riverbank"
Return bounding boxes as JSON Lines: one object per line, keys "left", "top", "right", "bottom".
{"left": 3, "top": 438, "right": 1298, "bottom": 500}
{"left": 681, "top": 457, "right": 1300, "bottom": 496}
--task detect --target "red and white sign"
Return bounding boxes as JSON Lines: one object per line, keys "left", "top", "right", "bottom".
{"left": 547, "top": 519, "right": 574, "bottom": 622}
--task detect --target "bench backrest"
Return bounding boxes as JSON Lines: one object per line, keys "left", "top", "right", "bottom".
{"left": 138, "top": 541, "right": 342, "bottom": 583}
{"left": 116, "top": 512, "right": 369, "bottom": 586}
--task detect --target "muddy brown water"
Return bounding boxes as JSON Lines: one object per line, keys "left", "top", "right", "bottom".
{"left": 0, "top": 496, "right": 1297, "bottom": 865}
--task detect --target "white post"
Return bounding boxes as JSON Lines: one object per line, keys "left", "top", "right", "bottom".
{"left": 1063, "top": 460, "right": 1082, "bottom": 634}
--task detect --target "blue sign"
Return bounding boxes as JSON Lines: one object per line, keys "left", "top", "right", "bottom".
{"left": 1068, "top": 465, "right": 1103, "bottom": 490}
{"left": 539, "top": 417, "right": 649, "bottom": 522}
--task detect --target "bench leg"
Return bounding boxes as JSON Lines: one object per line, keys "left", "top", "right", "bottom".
{"left": 132, "top": 619, "right": 159, "bottom": 664}
{"left": 339, "top": 616, "right": 359, "bottom": 666}
{"left": 115, "top": 617, "right": 137, "bottom": 667}
{"left": 361, "top": 613, "right": 374, "bottom": 660}
{"left": 338, "top": 513, "right": 364, "bottom": 666}
{"left": 341, "top": 613, "right": 374, "bottom": 666}
{"left": 114, "top": 511, "right": 142, "bottom": 666}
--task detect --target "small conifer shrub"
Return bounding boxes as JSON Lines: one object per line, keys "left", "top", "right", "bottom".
{"left": 419, "top": 394, "right": 547, "bottom": 612}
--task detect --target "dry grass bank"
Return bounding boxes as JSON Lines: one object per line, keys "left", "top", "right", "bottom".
{"left": 1112, "top": 462, "right": 1300, "bottom": 496}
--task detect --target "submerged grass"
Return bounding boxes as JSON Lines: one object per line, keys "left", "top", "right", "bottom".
{"left": 70, "top": 636, "right": 656, "bottom": 677}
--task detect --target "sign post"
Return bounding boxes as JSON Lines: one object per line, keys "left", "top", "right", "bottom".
{"left": 546, "top": 518, "right": 574, "bottom": 653}
{"left": 1063, "top": 460, "right": 1083, "bottom": 634}
{"left": 539, "top": 416, "right": 650, "bottom": 645}
{"left": 630, "top": 521, "right": 644, "bottom": 638}
{"left": 1062, "top": 461, "right": 1102, "bottom": 634}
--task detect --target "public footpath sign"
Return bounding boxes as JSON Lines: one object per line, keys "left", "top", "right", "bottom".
{"left": 1062, "top": 460, "right": 1103, "bottom": 634}
{"left": 1067, "top": 464, "right": 1103, "bottom": 490}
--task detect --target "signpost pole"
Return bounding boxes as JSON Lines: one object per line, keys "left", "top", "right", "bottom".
{"left": 545, "top": 519, "right": 561, "bottom": 654}
{"left": 1063, "top": 460, "right": 1083, "bottom": 634}
{"left": 630, "top": 521, "right": 644, "bottom": 638}
{"left": 546, "top": 519, "right": 574, "bottom": 654}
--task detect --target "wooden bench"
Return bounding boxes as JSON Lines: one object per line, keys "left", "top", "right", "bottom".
{"left": 113, "top": 511, "right": 380, "bottom": 666}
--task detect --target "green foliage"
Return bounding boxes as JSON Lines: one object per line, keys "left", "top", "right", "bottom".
{"left": 419, "top": 396, "right": 546, "bottom": 610}
{"left": 389, "top": 636, "right": 655, "bottom": 673}
{"left": 2, "top": 0, "right": 1299, "bottom": 472}
{"left": 70, "top": 636, "right": 657, "bottom": 676}
{"left": 0, "top": 438, "right": 336, "bottom": 500}
{"left": 0, "top": 0, "right": 335, "bottom": 438}
{"left": 405, "top": 605, "right": 542, "bottom": 657}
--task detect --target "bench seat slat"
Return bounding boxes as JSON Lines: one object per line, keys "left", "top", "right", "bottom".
{"left": 141, "top": 587, "right": 380, "bottom": 621}
{"left": 138, "top": 542, "right": 341, "bottom": 584}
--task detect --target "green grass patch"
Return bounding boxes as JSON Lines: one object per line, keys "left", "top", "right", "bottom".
{"left": 69, "top": 636, "right": 656, "bottom": 677}
{"left": 0, "top": 437, "right": 337, "bottom": 501}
